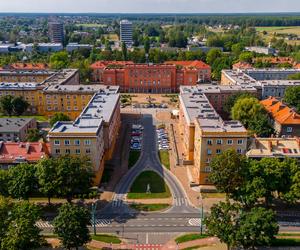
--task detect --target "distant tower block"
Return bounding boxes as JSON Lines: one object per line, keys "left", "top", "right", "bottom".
{"left": 120, "top": 20, "right": 133, "bottom": 47}
{"left": 49, "top": 22, "right": 64, "bottom": 44}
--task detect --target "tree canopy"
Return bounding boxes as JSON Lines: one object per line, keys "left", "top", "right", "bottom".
{"left": 284, "top": 86, "right": 300, "bottom": 113}
{"left": 50, "top": 113, "right": 71, "bottom": 127}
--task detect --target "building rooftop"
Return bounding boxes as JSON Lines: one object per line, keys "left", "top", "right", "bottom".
{"left": 180, "top": 91, "right": 247, "bottom": 133}
{"left": 0, "top": 82, "right": 40, "bottom": 90}
{"left": 43, "top": 84, "right": 119, "bottom": 94}
{"left": 260, "top": 97, "right": 300, "bottom": 125}
{"left": 9, "top": 63, "right": 48, "bottom": 70}
{"left": 180, "top": 84, "right": 257, "bottom": 94}
{"left": 0, "top": 118, "right": 35, "bottom": 133}
{"left": 42, "top": 69, "right": 78, "bottom": 86}
{"left": 165, "top": 60, "right": 211, "bottom": 70}
{"left": 247, "top": 137, "right": 300, "bottom": 158}
{"left": 0, "top": 141, "right": 50, "bottom": 163}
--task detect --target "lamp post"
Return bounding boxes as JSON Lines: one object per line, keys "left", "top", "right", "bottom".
{"left": 91, "top": 201, "right": 97, "bottom": 236}
{"left": 197, "top": 196, "right": 204, "bottom": 235}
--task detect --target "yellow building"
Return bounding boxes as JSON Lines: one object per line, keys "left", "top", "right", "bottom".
{"left": 48, "top": 91, "right": 121, "bottom": 185}
{"left": 179, "top": 86, "right": 248, "bottom": 186}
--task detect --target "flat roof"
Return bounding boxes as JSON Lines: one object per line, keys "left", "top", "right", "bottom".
{"left": 0, "top": 82, "right": 41, "bottom": 90}
{"left": 180, "top": 84, "right": 257, "bottom": 94}
{"left": 42, "top": 69, "right": 78, "bottom": 86}
{"left": 43, "top": 84, "right": 119, "bottom": 94}
{"left": 0, "top": 118, "right": 35, "bottom": 133}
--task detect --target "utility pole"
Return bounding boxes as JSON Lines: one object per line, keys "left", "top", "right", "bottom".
{"left": 91, "top": 201, "right": 97, "bottom": 236}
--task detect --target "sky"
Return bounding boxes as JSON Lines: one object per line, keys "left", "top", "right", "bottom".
{"left": 0, "top": 0, "right": 300, "bottom": 13}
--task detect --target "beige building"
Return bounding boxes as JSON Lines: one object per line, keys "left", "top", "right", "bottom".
{"left": 48, "top": 91, "right": 121, "bottom": 184}
{"left": 179, "top": 86, "right": 248, "bottom": 185}
{"left": 247, "top": 137, "right": 300, "bottom": 160}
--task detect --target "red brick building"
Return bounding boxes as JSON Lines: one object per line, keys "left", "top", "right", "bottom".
{"left": 91, "top": 60, "right": 211, "bottom": 93}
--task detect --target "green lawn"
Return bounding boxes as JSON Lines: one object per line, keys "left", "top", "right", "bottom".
{"left": 128, "top": 150, "right": 141, "bottom": 169}
{"left": 130, "top": 203, "right": 169, "bottom": 212}
{"left": 127, "top": 171, "right": 171, "bottom": 199}
{"left": 271, "top": 238, "right": 300, "bottom": 246}
{"left": 159, "top": 150, "right": 170, "bottom": 170}
{"left": 0, "top": 115, "right": 48, "bottom": 122}
{"left": 175, "top": 234, "right": 209, "bottom": 244}
{"left": 92, "top": 234, "right": 121, "bottom": 244}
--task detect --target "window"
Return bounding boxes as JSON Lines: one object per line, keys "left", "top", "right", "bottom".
{"left": 237, "top": 139, "right": 244, "bottom": 145}
{"left": 64, "top": 140, "right": 70, "bottom": 145}
{"left": 216, "top": 149, "right": 221, "bottom": 154}
{"left": 74, "top": 140, "right": 80, "bottom": 145}
{"left": 207, "top": 139, "right": 212, "bottom": 145}
{"left": 237, "top": 149, "right": 242, "bottom": 154}
{"left": 54, "top": 140, "right": 60, "bottom": 145}
{"left": 75, "top": 149, "right": 81, "bottom": 154}
{"left": 65, "top": 149, "right": 71, "bottom": 154}
{"left": 216, "top": 139, "right": 223, "bottom": 145}
{"left": 287, "top": 127, "right": 293, "bottom": 133}
{"left": 55, "top": 149, "right": 60, "bottom": 154}
{"left": 204, "top": 167, "right": 212, "bottom": 173}
{"left": 84, "top": 139, "right": 91, "bottom": 145}
{"left": 227, "top": 139, "right": 233, "bottom": 145}
{"left": 86, "top": 148, "right": 91, "bottom": 154}
{"left": 206, "top": 158, "right": 211, "bottom": 163}
{"left": 207, "top": 149, "right": 212, "bottom": 155}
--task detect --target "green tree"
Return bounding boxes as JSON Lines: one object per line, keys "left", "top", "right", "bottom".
{"left": 121, "top": 41, "right": 127, "bottom": 61}
{"left": 236, "top": 207, "right": 279, "bottom": 249}
{"left": 239, "top": 51, "right": 253, "bottom": 63}
{"left": 223, "top": 92, "right": 255, "bottom": 114}
{"left": 8, "top": 163, "right": 37, "bottom": 200}
{"left": 0, "top": 196, "right": 12, "bottom": 247}
{"left": 205, "top": 201, "right": 240, "bottom": 250}
{"left": 70, "top": 59, "right": 92, "bottom": 83}
{"left": 53, "top": 203, "right": 91, "bottom": 250}
{"left": 144, "top": 36, "right": 150, "bottom": 55}
{"left": 231, "top": 97, "right": 264, "bottom": 127}
{"left": 50, "top": 51, "right": 70, "bottom": 69}
{"left": 248, "top": 113, "right": 274, "bottom": 137}
{"left": 26, "top": 128, "right": 41, "bottom": 142}
{"left": 0, "top": 170, "right": 9, "bottom": 196}
{"left": 36, "top": 158, "right": 60, "bottom": 204}
{"left": 284, "top": 86, "right": 300, "bottom": 113}
{"left": 287, "top": 72, "right": 300, "bottom": 80}
{"left": 209, "top": 149, "right": 248, "bottom": 197}
{"left": 231, "top": 43, "right": 244, "bottom": 57}
{"left": 1, "top": 201, "right": 44, "bottom": 250}
{"left": 50, "top": 113, "right": 71, "bottom": 127}
{"left": 56, "top": 155, "right": 94, "bottom": 201}
{"left": 11, "top": 96, "right": 29, "bottom": 115}
{"left": 0, "top": 95, "right": 14, "bottom": 116}
{"left": 206, "top": 48, "right": 222, "bottom": 65}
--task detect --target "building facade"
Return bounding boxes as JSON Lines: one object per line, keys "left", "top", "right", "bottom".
{"left": 91, "top": 60, "right": 211, "bottom": 93}
{"left": 120, "top": 20, "right": 133, "bottom": 47}
{"left": 49, "top": 22, "right": 64, "bottom": 44}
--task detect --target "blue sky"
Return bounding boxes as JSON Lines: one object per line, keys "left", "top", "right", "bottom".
{"left": 0, "top": 0, "right": 300, "bottom": 13}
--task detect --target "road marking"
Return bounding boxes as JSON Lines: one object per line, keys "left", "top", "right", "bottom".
{"left": 188, "top": 218, "right": 202, "bottom": 226}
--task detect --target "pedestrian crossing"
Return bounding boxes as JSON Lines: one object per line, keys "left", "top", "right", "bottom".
{"left": 173, "top": 197, "right": 188, "bottom": 207}
{"left": 188, "top": 218, "right": 202, "bottom": 226}
{"left": 112, "top": 199, "right": 125, "bottom": 208}
{"left": 36, "top": 219, "right": 112, "bottom": 228}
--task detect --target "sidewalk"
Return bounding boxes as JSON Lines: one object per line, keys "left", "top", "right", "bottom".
{"left": 162, "top": 237, "right": 221, "bottom": 250}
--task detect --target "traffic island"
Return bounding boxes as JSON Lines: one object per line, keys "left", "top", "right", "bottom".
{"left": 129, "top": 203, "right": 170, "bottom": 212}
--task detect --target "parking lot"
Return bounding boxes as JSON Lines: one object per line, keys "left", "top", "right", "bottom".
{"left": 130, "top": 124, "right": 144, "bottom": 151}
{"left": 156, "top": 127, "right": 170, "bottom": 151}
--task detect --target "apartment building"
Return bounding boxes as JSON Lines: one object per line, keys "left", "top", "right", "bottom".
{"left": 221, "top": 68, "right": 300, "bottom": 99}
{"left": 120, "top": 20, "right": 133, "bottom": 47}
{"left": 0, "top": 118, "right": 37, "bottom": 142}
{"left": 49, "top": 22, "right": 64, "bottom": 44}
{"left": 179, "top": 86, "right": 248, "bottom": 185}
{"left": 261, "top": 97, "right": 300, "bottom": 137}
{"left": 48, "top": 91, "right": 121, "bottom": 184}
{"left": 247, "top": 137, "right": 300, "bottom": 160}
{"left": 91, "top": 60, "right": 211, "bottom": 93}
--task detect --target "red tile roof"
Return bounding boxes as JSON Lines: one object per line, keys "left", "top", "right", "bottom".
{"left": 9, "top": 63, "right": 48, "bottom": 70}
{"left": 254, "top": 57, "right": 295, "bottom": 65}
{"left": 232, "top": 62, "right": 253, "bottom": 70}
{"left": 261, "top": 97, "right": 300, "bottom": 125}
{"left": 90, "top": 61, "right": 134, "bottom": 69}
{"left": 295, "top": 63, "right": 300, "bottom": 69}
{"left": 165, "top": 60, "right": 211, "bottom": 69}
{"left": 0, "top": 142, "right": 50, "bottom": 164}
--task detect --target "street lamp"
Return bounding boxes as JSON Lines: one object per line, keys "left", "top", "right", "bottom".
{"left": 197, "top": 196, "right": 204, "bottom": 235}
{"left": 91, "top": 201, "right": 97, "bottom": 236}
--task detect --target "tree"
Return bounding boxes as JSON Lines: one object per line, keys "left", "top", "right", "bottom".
{"left": 0, "top": 95, "right": 14, "bottom": 116}
{"left": 205, "top": 201, "right": 240, "bottom": 250}
{"left": 231, "top": 43, "right": 244, "bottom": 57}
{"left": 36, "top": 158, "right": 60, "bottom": 204}
{"left": 0, "top": 196, "right": 12, "bottom": 247}
{"left": 248, "top": 113, "right": 274, "bottom": 137}
{"left": 1, "top": 201, "right": 44, "bottom": 250}
{"left": 206, "top": 48, "right": 222, "bottom": 65}
{"left": 144, "top": 36, "right": 150, "bottom": 55}
{"left": 50, "top": 113, "right": 71, "bottom": 127}
{"left": 121, "top": 41, "right": 127, "bottom": 61}
{"left": 236, "top": 207, "right": 279, "bottom": 249}
{"left": 26, "top": 128, "right": 41, "bottom": 142}
{"left": 11, "top": 96, "right": 29, "bottom": 115}
{"left": 50, "top": 51, "right": 70, "bottom": 69}
{"left": 239, "top": 51, "right": 253, "bottom": 63}
{"left": 287, "top": 72, "right": 300, "bottom": 80}
{"left": 231, "top": 97, "right": 265, "bottom": 128}
{"left": 209, "top": 149, "right": 248, "bottom": 197}
{"left": 53, "top": 203, "right": 91, "bottom": 250}
{"left": 284, "top": 86, "right": 300, "bottom": 113}
{"left": 70, "top": 59, "right": 92, "bottom": 83}
{"left": 56, "top": 155, "right": 94, "bottom": 201}
{"left": 8, "top": 163, "right": 37, "bottom": 200}
{"left": 223, "top": 92, "right": 255, "bottom": 114}
{"left": 0, "top": 170, "right": 9, "bottom": 196}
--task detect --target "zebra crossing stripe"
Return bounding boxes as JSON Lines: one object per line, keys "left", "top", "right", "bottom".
{"left": 188, "top": 218, "right": 202, "bottom": 226}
